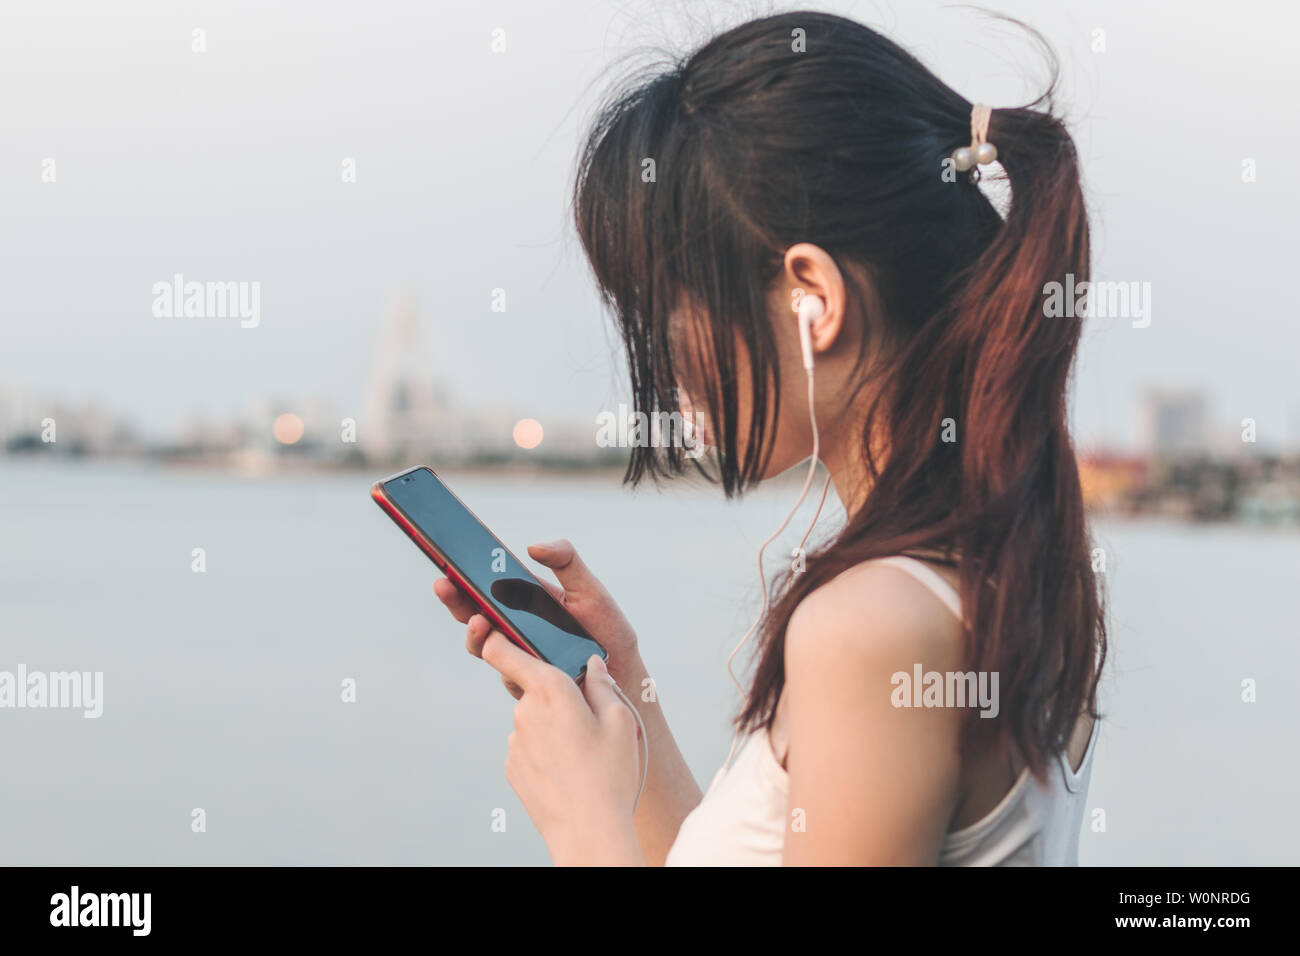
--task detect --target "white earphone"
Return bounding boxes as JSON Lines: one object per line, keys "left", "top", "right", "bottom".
{"left": 721, "top": 290, "right": 834, "bottom": 767}
{"left": 797, "top": 291, "right": 822, "bottom": 371}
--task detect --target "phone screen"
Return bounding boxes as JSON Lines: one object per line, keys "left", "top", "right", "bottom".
{"left": 379, "top": 468, "right": 605, "bottom": 680}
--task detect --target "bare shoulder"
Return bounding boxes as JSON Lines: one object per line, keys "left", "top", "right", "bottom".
{"left": 778, "top": 558, "right": 967, "bottom": 835}
{"left": 784, "top": 559, "right": 965, "bottom": 678}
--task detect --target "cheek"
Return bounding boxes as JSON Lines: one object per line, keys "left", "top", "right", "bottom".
{"left": 757, "top": 358, "right": 820, "bottom": 478}
{"left": 676, "top": 386, "right": 715, "bottom": 448}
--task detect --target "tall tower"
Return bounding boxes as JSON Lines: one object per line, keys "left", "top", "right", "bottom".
{"left": 361, "top": 293, "right": 443, "bottom": 463}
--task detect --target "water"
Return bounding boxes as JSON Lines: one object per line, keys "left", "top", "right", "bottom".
{"left": 1, "top": 459, "right": 1296, "bottom": 864}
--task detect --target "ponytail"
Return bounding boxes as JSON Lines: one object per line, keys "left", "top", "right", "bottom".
{"left": 939, "top": 104, "right": 1102, "bottom": 775}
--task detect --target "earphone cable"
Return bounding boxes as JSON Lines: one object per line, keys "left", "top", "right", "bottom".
{"left": 721, "top": 365, "right": 830, "bottom": 769}
{"left": 608, "top": 678, "right": 650, "bottom": 813}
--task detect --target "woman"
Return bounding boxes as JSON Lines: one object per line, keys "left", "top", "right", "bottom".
{"left": 433, "top": 10, "right": 1105, "bottom": 866}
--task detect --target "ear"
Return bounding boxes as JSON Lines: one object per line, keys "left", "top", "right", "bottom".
{"left": 783, "top": 243, "right": 845, "bottom": 357}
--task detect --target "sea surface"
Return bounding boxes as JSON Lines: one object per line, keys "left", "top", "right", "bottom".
{"left": 1, "top": 458, "right": 1297, "bottom": 865}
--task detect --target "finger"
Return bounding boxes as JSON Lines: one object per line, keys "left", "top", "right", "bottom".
{"left": 480, "top": 629, "right": 554, "bottom": 693}
{"left": 433, "top": 577, "right": 478, "bottom": 623}
{"left": 465, "top": 613, "right": 493, "bottom": 659}
{"left": 526, "top": 539, "right": 602, "bottom": 600}
{"left": 502, "top": 675, "right": 524, "bottom": 700}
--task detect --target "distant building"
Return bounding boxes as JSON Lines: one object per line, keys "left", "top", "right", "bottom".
{"left": 1138, "top": 388, "right": 1208, "bottom": 458}
{"left": 0, "top": 383, "right": 134, "bottom": 456}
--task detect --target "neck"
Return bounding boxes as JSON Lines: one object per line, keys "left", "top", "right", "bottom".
{"left": 818, "top": 415, "right": 873, "bottom": 518}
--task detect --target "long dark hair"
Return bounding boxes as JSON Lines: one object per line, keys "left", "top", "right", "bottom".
{"left": 573, "top": 11, "right": 1104, "bottom": 780}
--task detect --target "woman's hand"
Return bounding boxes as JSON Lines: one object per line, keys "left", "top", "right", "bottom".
{"left": 433, "top": 539, "right": 640, "bottom": 697}
{"left": 480, "top": 633, "right": 645, "bottom": 866}
{"left": 435, "top": 539, "right": 703, "bottom": 865}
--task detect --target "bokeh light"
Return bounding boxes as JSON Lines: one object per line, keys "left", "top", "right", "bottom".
{"left": 513, "top": 418, "right": 543, "bottom": 450}
{"left": 272, "top": 413, "right": 305, "bottom": 445}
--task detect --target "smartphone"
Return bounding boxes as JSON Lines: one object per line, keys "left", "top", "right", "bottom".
{"left": 371, "top": 465, "right": 606, "bottom": 683}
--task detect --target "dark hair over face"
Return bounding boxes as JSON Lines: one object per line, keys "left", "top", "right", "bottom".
{"left": 573, "top": 10, "right": 1104, "bottom": 779}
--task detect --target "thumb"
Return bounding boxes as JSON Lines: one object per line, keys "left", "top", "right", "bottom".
{"left": 526, "top": 539, "right": 600, "bottom": 597}
{"left": 580, "top": 654, "right": 626, "bottom": 722}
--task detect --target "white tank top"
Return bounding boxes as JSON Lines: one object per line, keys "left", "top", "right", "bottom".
{"left": 665, "top": 556, "right": 1100, "bottom": 866}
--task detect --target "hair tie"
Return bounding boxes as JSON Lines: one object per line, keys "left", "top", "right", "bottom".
{"left": 952, "top": 103, "right": 998, "bottom": 182}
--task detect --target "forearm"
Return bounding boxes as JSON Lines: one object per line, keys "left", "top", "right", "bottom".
{"left": 608, "top": 652, "right": 703, "bottom": 866}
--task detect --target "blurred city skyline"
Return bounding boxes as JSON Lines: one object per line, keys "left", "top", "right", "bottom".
{"left": 0, "top": 293, "right": 613, "bottom": 467}
{"left": 5, "top": 292, "right": 1300, "bottom": 529}
{"left": 3, "top": 288, "right": 1299, "bottom": 458}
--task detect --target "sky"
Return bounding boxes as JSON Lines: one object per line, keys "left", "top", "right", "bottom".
{"left": 2, "top": 0, "right": 1298, "bottom": 450}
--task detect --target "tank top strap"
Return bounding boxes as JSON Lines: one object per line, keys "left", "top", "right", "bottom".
{"left": 870, "top": 555, "right": 963, "bottom": 621}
